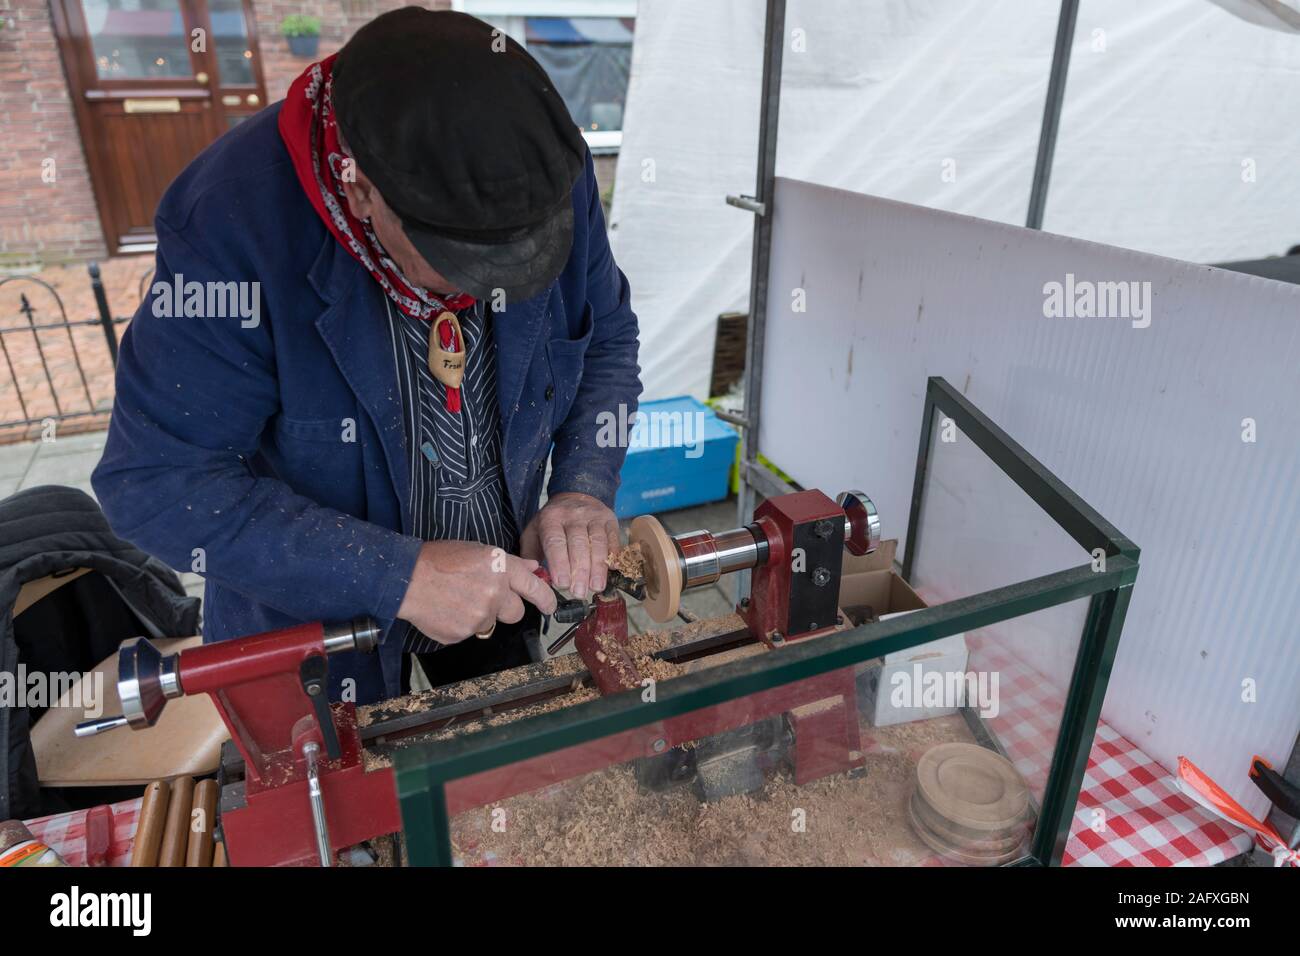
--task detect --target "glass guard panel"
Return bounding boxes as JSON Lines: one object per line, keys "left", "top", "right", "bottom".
{"left": 82, "top": 0, "right": 193, "bottom": 80}
{"left": 389, "top": 379, "right": 1135, "bottom": 867}
{"left": 955, "top": 596, "right": 1090, "bottom": 808}
{"left": 389, "top": 596, "right": 1086, "bottom": 867}
{"left": 910, "top": 407, "right": 1094, "bottom": 603}
{"left": 907, "top": 407, "right": 1097, "bottom": 793}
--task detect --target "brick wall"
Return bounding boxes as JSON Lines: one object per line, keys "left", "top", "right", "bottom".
{"left": 0, "top": 0, "right": 452, "bottom": 268}
{"left": 0, "top": 0, "right": 108, "bottom": 266}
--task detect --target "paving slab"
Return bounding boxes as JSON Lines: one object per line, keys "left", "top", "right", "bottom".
{"left": 19, "top": 447, "right": 100, "bottom": 499}
{"left": 38, "top": 431, "right": 107, "bottom": 458}
{"left": 0, "top": 441, "right": 37, "bottom": 480}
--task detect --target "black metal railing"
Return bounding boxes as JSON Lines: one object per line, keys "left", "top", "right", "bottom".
{"left": 0, "top": 262, "right": 141, "bottom": 434}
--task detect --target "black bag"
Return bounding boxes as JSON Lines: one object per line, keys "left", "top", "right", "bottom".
{"left": 0, "top": 485, "right": 200, "bottom": 820}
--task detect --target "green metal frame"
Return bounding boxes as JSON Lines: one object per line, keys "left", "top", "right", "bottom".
{"left": 394, "top": 376, "right": 1140, "bottom": 866}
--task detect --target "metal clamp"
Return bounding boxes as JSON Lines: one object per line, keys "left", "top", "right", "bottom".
{"left": 725, "top": 194, "right": 767, "bottom": 216}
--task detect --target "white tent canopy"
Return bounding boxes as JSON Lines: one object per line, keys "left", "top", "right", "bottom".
{"left": 611, "top": 0, "right": 1300, "bottom": 401}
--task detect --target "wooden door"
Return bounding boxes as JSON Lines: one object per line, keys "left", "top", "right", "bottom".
{"left": 52, "top": 0, "right": 269, "bottom": 254}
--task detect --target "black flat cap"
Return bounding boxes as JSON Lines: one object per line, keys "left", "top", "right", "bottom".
{"left": 333, "top": 7, "right": 586, "bottom": 302}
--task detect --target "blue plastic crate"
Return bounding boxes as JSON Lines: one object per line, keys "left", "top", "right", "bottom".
{"left": 612, "top": 396, "right": 739, "bottom": 518}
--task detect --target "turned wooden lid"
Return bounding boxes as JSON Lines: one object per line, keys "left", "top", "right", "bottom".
{"left": 910, "top": 791, "right": 1028, "bottom": 854}
{"left": 908, "top": 794, "right": 1028, "bottom": 866}
{"left": 915, "top": 743, "right": 1029, "bottom": 832}
{"left": 629, "top": 515, "right": 682, "bottom": 623}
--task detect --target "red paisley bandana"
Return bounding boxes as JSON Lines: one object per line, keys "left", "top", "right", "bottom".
{"left": 278, "top": 55, "right": 475, "bottom": 409}
{"left": 278, "top": 55, "right": 475, "bottom": 320}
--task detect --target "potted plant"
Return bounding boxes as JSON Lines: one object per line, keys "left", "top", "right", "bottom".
{"left": 281, "top": 15, "right": 322, "bottom": 58}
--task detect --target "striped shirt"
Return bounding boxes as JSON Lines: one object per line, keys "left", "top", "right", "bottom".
{"left": 384, "top": 297, "right": 517, "bottom": 654}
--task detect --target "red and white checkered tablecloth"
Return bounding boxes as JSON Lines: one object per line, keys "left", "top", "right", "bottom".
{"left": 968, "top": 634, "right": 1255, "bottom": 866}
{"left": 1063, "top": 723, "right": 1256, "bottom": 866}
{"left": 23, "top": 796, "right": 141, "bottom": 867}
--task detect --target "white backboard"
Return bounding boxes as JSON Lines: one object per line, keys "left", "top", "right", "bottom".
{"left": 759, "top": 176, "right": 1300, "bottom": 817}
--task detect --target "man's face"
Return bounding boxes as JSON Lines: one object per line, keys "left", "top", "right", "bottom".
{"left": 341, "top": 165, "right": 461, "bottom": 297}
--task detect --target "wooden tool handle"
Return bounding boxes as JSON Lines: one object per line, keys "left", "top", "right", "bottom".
{"left": 157, "top": 775, "right": 194, "bottom": 867}
{"left": 130, "top": 780, "right": 170, "bottom": 867}
{"left": 186, "top": 779, "right": 219, "bottom": 867}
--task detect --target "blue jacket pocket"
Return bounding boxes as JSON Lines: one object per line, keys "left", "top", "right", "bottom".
{"left": 269, "top": 415, "right": 366, "bottom": 511}
{"left": 276, "top": 415, "right": 350, "bottom": 443}
{"left": 545, "top": 303, "right": 595, "bottom": 428}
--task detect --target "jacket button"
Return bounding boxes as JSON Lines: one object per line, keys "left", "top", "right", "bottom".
{"left": 544, "top": 385, "right": 555, "bottom": 401}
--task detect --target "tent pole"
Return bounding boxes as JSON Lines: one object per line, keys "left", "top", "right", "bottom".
{"left": 736, "top": 0, "right": 788, "bottom": 601}
{"left": 1027, "top": 0, "right": 1079, "bottom": 230}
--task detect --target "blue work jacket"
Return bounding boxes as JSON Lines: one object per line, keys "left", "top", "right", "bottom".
{"left": 92, "top": 105, "right": 641, "bottom": 703}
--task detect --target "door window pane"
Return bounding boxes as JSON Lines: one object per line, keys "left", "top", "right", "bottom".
{"left": 209, "top": 0, "right": 255, "bottom": 86}
{"left": 81, "top": 0, "right": 192, "bottom": 79}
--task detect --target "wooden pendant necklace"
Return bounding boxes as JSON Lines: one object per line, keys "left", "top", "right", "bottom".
{"left": 428, "top": 310, "right": 466, "bottom": 413}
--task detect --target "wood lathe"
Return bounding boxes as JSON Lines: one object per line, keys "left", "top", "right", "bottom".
{"left": 73, "top": 487, "right": 882, "bottom": 866}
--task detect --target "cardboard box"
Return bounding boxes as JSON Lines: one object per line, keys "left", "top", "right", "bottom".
{"left": 838, "top": 539, "right": 926, "bottom": 620}
{"left": 839, "top": 540, "right": 968, "bottom": 727}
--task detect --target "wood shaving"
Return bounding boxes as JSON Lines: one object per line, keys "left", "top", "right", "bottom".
{"left": 606, "top": 542, "right": 646, "bottom": 578}
{"left": 593, "top": 630, "right": 681, "bottom": 686}
{"left": 359, "top": 653, "right": 586, "bottom": 727}
{"left": 592, "top": 631, "right": 642, "bottom": 687}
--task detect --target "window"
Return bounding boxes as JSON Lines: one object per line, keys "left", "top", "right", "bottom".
{"left": 454, "top": 1, "right": 636, "bottom": 153}
{"left": 81, "top": 0, "right": 192, "bottom": 79}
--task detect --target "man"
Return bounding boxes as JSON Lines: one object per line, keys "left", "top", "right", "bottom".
{"left": 91, "top": 8, "right": 641, "bottom": 704}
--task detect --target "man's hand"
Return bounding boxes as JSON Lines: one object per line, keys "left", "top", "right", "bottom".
{"left": 396, "top": 540, "right": 557, "bottom": 645}
{"left": 519, "top": 492, "right": 621, "bottom": 599}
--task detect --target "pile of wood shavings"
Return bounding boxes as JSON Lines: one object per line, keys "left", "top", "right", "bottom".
{"left": 635, "top": 653, "right": 679, "bottom": 684}
{"left": 359, "top": 624, "right": 698, "bottom": 772}
{"left": 591, "top": 631, "right": 640, "bottom": 685}
{"left": 362, "top": 684, "right": 601, "bottom": 773}
{"left": 354, "top": 629, "right": 991, "bottom": 865}
{"left": 592, "top": 630, "right": 679, "bottom": 685}
{"left": 444, "top": 714, "right": 982, "bottom": 867}
{"left": 364, "top": 618, "right": 986, "bottom": 866}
